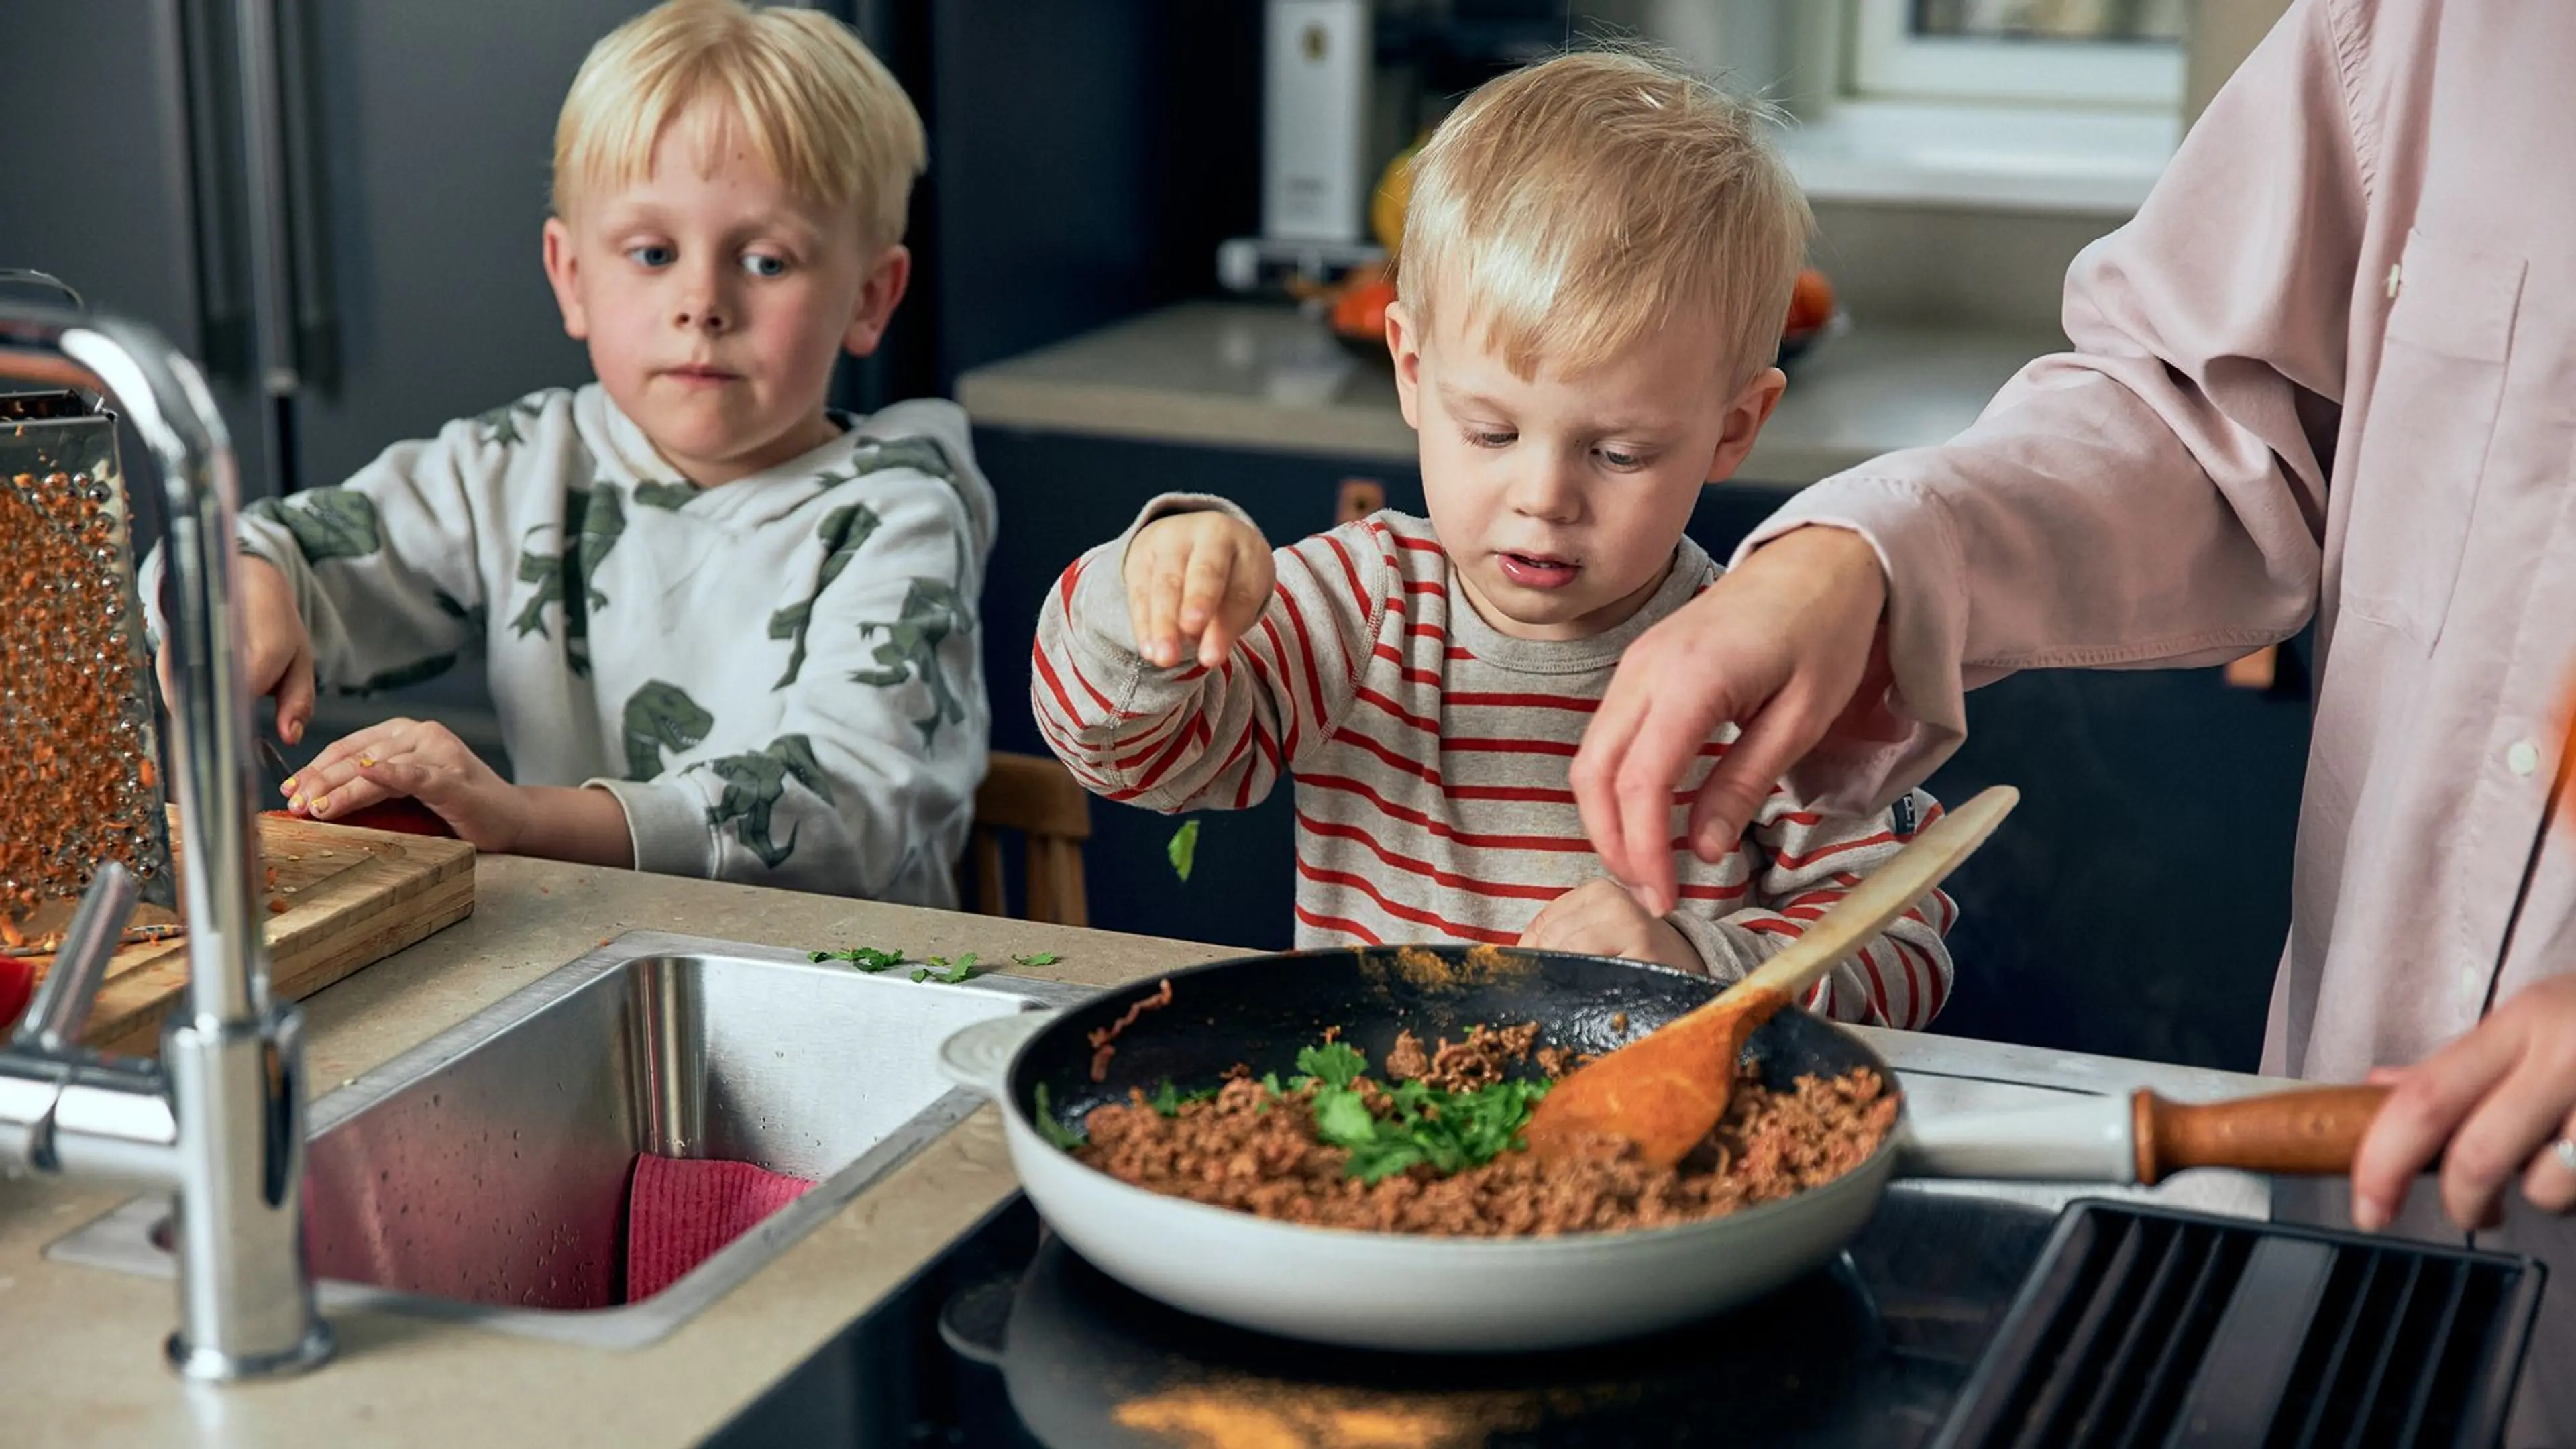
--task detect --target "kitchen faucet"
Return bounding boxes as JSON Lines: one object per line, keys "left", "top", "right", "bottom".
{"left": 0, "top": 304, "right": 332, "bottom": 1379}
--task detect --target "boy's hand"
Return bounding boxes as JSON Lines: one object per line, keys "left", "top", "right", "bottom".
{"left": 158, "top": 555, "right": 316, "bottom": 743}
{"left": 1519, "top": 879, "right": 1702, "bottom": 975}
{"left": 287, "top": 718, "right": 527, "bottom": 851}
{"left": 1124, "top": 511, "right": 1274, "bottom": 669}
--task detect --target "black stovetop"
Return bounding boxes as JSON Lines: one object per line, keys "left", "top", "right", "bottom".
{"left": 722, "top": 1185, "right": 2067, "bottom": 1448}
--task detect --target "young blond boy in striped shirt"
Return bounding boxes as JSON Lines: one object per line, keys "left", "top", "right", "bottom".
{"left": 1032, "top": 50, "right": 1955, "bottom": 1026}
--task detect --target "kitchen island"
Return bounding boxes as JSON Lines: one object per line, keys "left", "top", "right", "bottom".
{"left": 0, "top": 855, "right": 2284, "bottom": 1446}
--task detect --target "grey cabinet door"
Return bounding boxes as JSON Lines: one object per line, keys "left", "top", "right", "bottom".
{"left": 0, "top": 0, "right": 245, "bottom": 526}
{"left": 286, "top": 1, "right": 652, "bottom": 489}
{"left": 0, "top": 2, "right": 201, "bottom": 350}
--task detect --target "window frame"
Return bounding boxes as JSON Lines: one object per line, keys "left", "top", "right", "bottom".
{"left": 1846, "top": 0, "right": 2186, "bottom": 110}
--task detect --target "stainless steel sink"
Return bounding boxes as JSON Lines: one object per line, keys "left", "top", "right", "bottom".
{"left": 47, "top": 931, "right": 1089, "bottom": 1348}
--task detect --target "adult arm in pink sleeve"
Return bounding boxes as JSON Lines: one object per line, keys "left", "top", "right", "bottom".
{"left": 1578, "top": 0, "right": 2371, "bottom": 907}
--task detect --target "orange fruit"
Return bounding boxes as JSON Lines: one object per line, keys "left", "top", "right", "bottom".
{"left": 1784, "top": 268, "right": 1835, "bottom": 335}
{"left": 1332, "top": 276, "right": 1398, "bottom": 340}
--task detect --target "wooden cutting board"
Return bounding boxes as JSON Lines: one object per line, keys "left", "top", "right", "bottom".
{"left": 70, "top": 814, "right": 475, "bottom": 1057}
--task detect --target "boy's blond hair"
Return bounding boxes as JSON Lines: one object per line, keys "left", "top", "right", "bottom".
{"left": 553, "top": 0, "right": 926, "bottom": 251}
{"left": 1399, "top": 48, "right": 1809, "bottom": 391}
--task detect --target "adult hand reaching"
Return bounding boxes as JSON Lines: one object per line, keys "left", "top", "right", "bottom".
{"left": 1570, "top": 525, "right": 1900, "bottom": 916}
{"left": 2351, "top": 973, "right": 2576, "bottom": 1232}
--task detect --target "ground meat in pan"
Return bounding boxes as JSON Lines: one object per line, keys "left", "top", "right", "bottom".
{"left": 1073, "top": 1034, "right": 1896, "bottom": 1236}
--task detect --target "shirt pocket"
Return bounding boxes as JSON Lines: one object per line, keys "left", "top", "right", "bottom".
{"left": 2339, "top": 228, "right": 2527, "bottom": 643}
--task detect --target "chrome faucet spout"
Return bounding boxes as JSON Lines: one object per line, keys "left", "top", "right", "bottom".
{"left": 0, "top": 305, "right": 331, "bottom": 1379}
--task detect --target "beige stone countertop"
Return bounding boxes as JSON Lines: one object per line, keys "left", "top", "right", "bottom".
{"left": 0, "top": 853, "right": 2298, "bottom": 1446}
{"left": 956, "top": 300, "right": 2062, "bottom": 486}
{"left": 0, "top": 854, "right": 1240, "bottom": 1449}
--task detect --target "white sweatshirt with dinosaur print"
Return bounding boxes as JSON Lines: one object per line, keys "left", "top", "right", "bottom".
{"left": 156, "top": 385, "right": 994, "bottom": 907}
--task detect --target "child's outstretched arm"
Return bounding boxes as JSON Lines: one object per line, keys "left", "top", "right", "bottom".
{"left": 1034, "top": 496, "right": 1389, "bottom": 814}
{"left": 141, "top": 409, "right": 502, "bottom": 742}
{"left": 1669, "top": 789, "right": 1958, "bottom": 1029}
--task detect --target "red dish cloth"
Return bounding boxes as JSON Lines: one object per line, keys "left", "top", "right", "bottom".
{"left": 624, "top": 1153, "right": 816, "bottom": 1302}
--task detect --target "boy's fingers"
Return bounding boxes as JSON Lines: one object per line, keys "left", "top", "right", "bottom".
{"left": 275, "top": 647, "right": 316, "bottom": 745}
{"left": 1199, "top": 557, "right": 1271, "bottom": 667}
{"left": 1178, "top": 545, "right": 1230, "bottom": 633}
{"left": 305, "top": 771, "right": 394, "bottom": 820}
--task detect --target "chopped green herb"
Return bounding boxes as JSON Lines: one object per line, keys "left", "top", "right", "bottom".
{"left": 1031, "top": 1082, "right": 1085, "bottom": 1149}
{"left": 906, "top": 953, "right": 979, "bottom": 985}
{"left": 1283, "top": 1038, "right": 1553, "bottom": 1185}
{"left": 1144, "top": 1079, "right": 1220, "bottom": 1116}
{"left": 810, "top": 945, "right": 905, "bottom": 973}
{"left": 1295, "top": 1040, "right": 1366, "bottom": 1090}
{"left": 1167, "top": 818, "right": 1200, "bottom": 881}
{"left": 1010, "top": 951, "right": 1061, "bottom": 967}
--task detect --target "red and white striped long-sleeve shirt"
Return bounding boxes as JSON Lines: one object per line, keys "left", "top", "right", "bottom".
{"left": 1032, "top": 502, "right": 1956, "bottom": 1028}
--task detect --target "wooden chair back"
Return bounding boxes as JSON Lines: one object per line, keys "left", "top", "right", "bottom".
{"left": 966, "top": 751, "right": 1093, "bottom": 926}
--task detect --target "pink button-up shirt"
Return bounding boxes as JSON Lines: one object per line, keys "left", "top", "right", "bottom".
{"left": 1745, "top": 1, "right": 2573, "bottom": 1437}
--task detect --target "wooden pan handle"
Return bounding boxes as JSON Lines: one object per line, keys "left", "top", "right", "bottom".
{"left": 2132, "top": 1085, "right": 2390, "bottom": 1185}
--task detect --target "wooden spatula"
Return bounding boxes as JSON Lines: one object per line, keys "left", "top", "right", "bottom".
{"left": 1524, "top": 784, "right": 2021, "bottom": 1169}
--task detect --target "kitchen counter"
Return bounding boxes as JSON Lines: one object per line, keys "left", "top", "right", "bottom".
{"left": 957, "top": 301, "right": 2062, "bottom": 486}
{"left": 0, "top": 856, "right": 2285, "bottom": 1446}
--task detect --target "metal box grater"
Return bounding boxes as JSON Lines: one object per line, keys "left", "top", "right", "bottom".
{"left": 1, "top": 385, "right": 178, "bottom": 930}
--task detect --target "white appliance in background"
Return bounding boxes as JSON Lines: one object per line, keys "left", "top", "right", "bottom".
{"left": 1219, "top": 0, "right": 1386, "bottom": 291}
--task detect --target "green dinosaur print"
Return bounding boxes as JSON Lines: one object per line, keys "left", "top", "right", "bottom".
{"left": 848, "top": 435, "right": 954, "bottom": 482}
{"left": 335, "top": 653, "right": 458, "bottom": 696}
{"left": 796, "top": 437, "right": 957, "bottom": 506}
{"left": 475, "top": 395, "right": 547, "bottom": 449}
{"left": 432, "top": 588, "right": 490, "bottom": 639}
{"left": 244, "top": 490, "right": 382, "bottom": 564}
{"left": 621, "top": 680, "right": 714, "bottom": 781}
{"left": 695, "top": 734, "right": 835, "bottom": 869}
{"left": 767, "top": 502, "right": 883, "bottom": 688}
{"left": 509, "top": 485, "right": 626, "bottom": 675}
{"left": 851, "top": 578, "right": 970, "bottom": 745}
{"left": 631, "top": 478, "right": 699, "bottom": 511}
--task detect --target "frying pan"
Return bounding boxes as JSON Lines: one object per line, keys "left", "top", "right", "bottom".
{"left": 938, "top": 944, "right": 2379, "bottom": 1353}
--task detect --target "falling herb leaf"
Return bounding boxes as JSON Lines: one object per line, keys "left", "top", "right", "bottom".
{"left": 909, "top": 967, "right": 930, "bottom": 983}
{"left": 1167, "top": 818, "right": 1200, "bottom": 881}
{"left": 1010, "top": 951, "right": 1061, "bottom": 967}
{"left": 810, "top": 945, "right": 906, "bottom": 972}
{"left": 1032, "top": 1083, "right": 1085, "bottom": 1149}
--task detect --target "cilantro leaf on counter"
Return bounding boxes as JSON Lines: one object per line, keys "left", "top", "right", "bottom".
{"left": 1032, "top": 1083, "right": 1085, "bottom": 1149}
{"left": 810, "top": 945, "right": 906, "bottom": 973}
{"left": 1167, "top": 819, "right": 1200, "bottom": 881}
{"left": 1010, "top": 952, "right": 1061, "bottom": 967}
{"left": 908, "top": 953, "right": 979, "bottom": 985}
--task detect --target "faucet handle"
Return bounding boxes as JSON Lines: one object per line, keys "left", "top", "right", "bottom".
{"left": 18, "top": 863, "right": 138, "bottom": 1056}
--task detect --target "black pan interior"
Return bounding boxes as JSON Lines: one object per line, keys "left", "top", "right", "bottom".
{"left": 1010, "top": 943, "right": 1892, "bottom": 1137}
